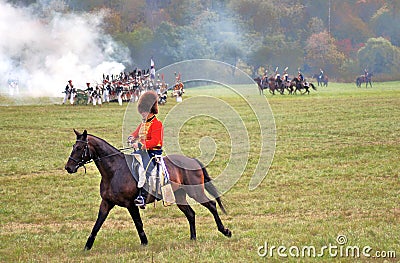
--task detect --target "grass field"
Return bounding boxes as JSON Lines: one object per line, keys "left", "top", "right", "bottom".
{"left": 0, "top": 82, "right": 399, "bottom": 262}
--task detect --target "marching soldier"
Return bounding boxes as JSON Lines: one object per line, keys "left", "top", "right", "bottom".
{"left": 95, "top": 85, "right": 102, "bottom": 106}
{"left": 85, "top": 82, "right": 94, "bottom": 105}
{"left": 116, "top": 82, "right": 124, "bottom": 106}
{"left": 63, "top": 80, "right": 73, "bottom": 104}
{"left": 69, "top": 85, "right": 76, "bottom": 105}
{"left": 103, "top": 80, "right": 111, "bottom": 103}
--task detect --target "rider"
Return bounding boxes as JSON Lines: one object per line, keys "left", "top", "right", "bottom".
{"left": 319, "top": 68, "right": 324, "bottom": 80}
{"left": 298, "top": 70, "right": 304, "bottom": 82}
{"left": 275, "top": 67, "right": 281, "bottom": 82}
{"left": 261, "top": 70, "right": 268, "bottom": 86}
{"left": 128, "top": 91, "right": 163, "bottom": 208}
{"left": 364, "top": 68, "right": 369, "bottom": 78}
{"left": 283, "top": 67, "right": 289, "bottom": 82}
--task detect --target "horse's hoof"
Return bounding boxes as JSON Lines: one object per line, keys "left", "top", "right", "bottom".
{"left": 84, "top": 246, "right": 91, "bottom": 251}
{"left": 224, "top": 229, "right": 232, "bottom": 238}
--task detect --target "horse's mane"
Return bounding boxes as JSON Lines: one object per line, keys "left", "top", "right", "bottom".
{"left": 87, "top": 134, "right": 121, "bottom": 153}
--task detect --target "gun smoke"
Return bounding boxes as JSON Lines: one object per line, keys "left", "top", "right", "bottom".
{"left": 0, "top": 0, "right": 129, "bottom": 97}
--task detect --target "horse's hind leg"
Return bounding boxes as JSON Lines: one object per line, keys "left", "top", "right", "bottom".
{"left": 127, "top": 206, "right": 148, "bottom": 245}
{"left": 188, "top": 189, "right": 231, "bottom": 238}
{"left": 200, "top": 199, "right": 232, "bottom": 238}
{"left": 175, "top": 189, "right": 197, "bottom": 240}
{"left": 85, "top": 200, "right": 114, "bottom": 250}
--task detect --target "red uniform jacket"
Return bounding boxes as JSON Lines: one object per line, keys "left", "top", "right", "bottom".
{"left": 130, "top": 115, "right": 163, "bottom": 150}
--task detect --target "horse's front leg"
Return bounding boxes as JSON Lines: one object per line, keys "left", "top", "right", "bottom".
{"left": 84, "top": 199, "right": 114, "bottom": 251}
{"left": 127, "top": 206, "right": 148, "bottom": 245}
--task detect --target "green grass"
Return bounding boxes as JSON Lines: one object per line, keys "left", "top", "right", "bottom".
{"left": 0, "top": 82, "right": 399, "bottom": 262}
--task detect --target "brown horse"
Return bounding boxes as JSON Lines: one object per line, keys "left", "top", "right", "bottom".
{"left": 65, "top": 129, "right": 231, "bottom": 250}
{"left": 254, "top": 76, "right": 283, "bottom": 95}
{"left": 254, "top": 76, "right": 269, "bottom": 95}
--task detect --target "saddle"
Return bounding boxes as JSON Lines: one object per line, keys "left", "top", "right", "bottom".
{"left": 126, "top": 153, "right": 175, "bottom": 206}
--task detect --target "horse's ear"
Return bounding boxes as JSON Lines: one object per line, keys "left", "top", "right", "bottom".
{"left": 74, "top": 129, "right": 81, "bottom": 137}
{"left": 82, "top": 130, "right": 87, "bottom": 139}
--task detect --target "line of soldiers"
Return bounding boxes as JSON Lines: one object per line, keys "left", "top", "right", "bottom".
{"left": 62, "top": 68, "right": 173, "bottom": 106}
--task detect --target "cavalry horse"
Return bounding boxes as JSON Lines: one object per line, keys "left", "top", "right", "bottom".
{"left": 356, "top": 73, "right": 373, "bottom": 88}
{"left": 292, "top": 78, "right": 317, "bottom": 95}
{"left": 254, "top": 76, "right": 284, "bottom": 95}
{"left": 65, "top": 129, "right": 231, "bottom": 250}
{"left": 254, "top": 76, "right": 269, "bottom": 95}
{"left": 313, "top": 74, "right": 329, "bottom": 87}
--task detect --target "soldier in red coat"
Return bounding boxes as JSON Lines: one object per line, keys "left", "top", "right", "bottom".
{"left": 128, "top": 91, "right": 163, "bottom": 207}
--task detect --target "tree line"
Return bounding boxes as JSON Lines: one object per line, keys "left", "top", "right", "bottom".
{"left": 12, "top": 0, "right": 400, "bottom": 81}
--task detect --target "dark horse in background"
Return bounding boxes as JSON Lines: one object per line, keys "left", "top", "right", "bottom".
{"left": 356, "top": 72, "right": 373, "bottom": 88}
{"left": 313, "top": 74, "right": 329, "bottom": 87}
{"left": 65, "top": 130, "right": 231, "bottom": 250}
{"left": 292, "top": 78, "right": 317, "bottom": 94}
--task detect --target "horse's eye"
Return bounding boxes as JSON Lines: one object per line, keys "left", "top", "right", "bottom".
{"left": 73, "top": 144, "right": 82, "bottom": 151}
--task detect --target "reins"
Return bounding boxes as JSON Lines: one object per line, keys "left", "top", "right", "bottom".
{"left": 68, "top": 139, "right": 133, "bottom": 173}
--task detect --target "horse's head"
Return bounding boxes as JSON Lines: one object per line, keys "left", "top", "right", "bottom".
{"left": 65, "top": 129, "right": 92, "bottom": 174}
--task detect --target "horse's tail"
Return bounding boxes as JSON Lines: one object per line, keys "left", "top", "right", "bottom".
{"left": 194, "top": 159, "right": 227, "bottom": 214}
{"left": 310, "top": 83, "right": 317, "bottom": 90}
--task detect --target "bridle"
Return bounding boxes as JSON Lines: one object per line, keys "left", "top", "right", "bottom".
{"left": 68, "top": 138, "right": 132, "bottom": 173}
{"left": 68, "top": 139, "right": 92, "bottom": 173}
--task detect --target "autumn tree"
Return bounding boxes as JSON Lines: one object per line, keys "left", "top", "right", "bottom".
{"left": 371, "top": 5, "right": 400, "bottom": 46}
{"left": 304, "top": 31, "right": 346, "bottom": 75}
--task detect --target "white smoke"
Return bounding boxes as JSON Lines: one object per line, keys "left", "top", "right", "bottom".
{"left": 0, "top": 0, "right": 129, "bottom": 97}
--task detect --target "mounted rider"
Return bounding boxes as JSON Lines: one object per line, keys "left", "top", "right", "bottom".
{"left": 274, "top": 67, "right": 281, "bottom": 82}
{"left": 364, "top": 68, "right": 369, "bottom": 79}
{"left": 261, "top": 70, "right": 268, "bottom": 87}
{"left": 319, "top": 68, "right": 324, "bottom": 80}
{"left": 283, "top": 67, "right": 289, "bottom": 82}
{"left": 128, "top": 91, "right": 163, "bottom": 208}
{"left": 298, "top": 70, "right": 304, "bottom": 82}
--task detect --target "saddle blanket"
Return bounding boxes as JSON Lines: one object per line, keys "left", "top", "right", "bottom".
{"left": 125, "top": 153, "right": 175, "bottom": 206}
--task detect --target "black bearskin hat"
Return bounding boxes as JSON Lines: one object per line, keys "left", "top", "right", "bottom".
{"left": 138, "top": 91, "right": 158, "bottom": 114}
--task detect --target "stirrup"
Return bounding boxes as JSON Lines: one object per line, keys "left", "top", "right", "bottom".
{"left": 134, "top": 195, "right": 145, "bottom": 207}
